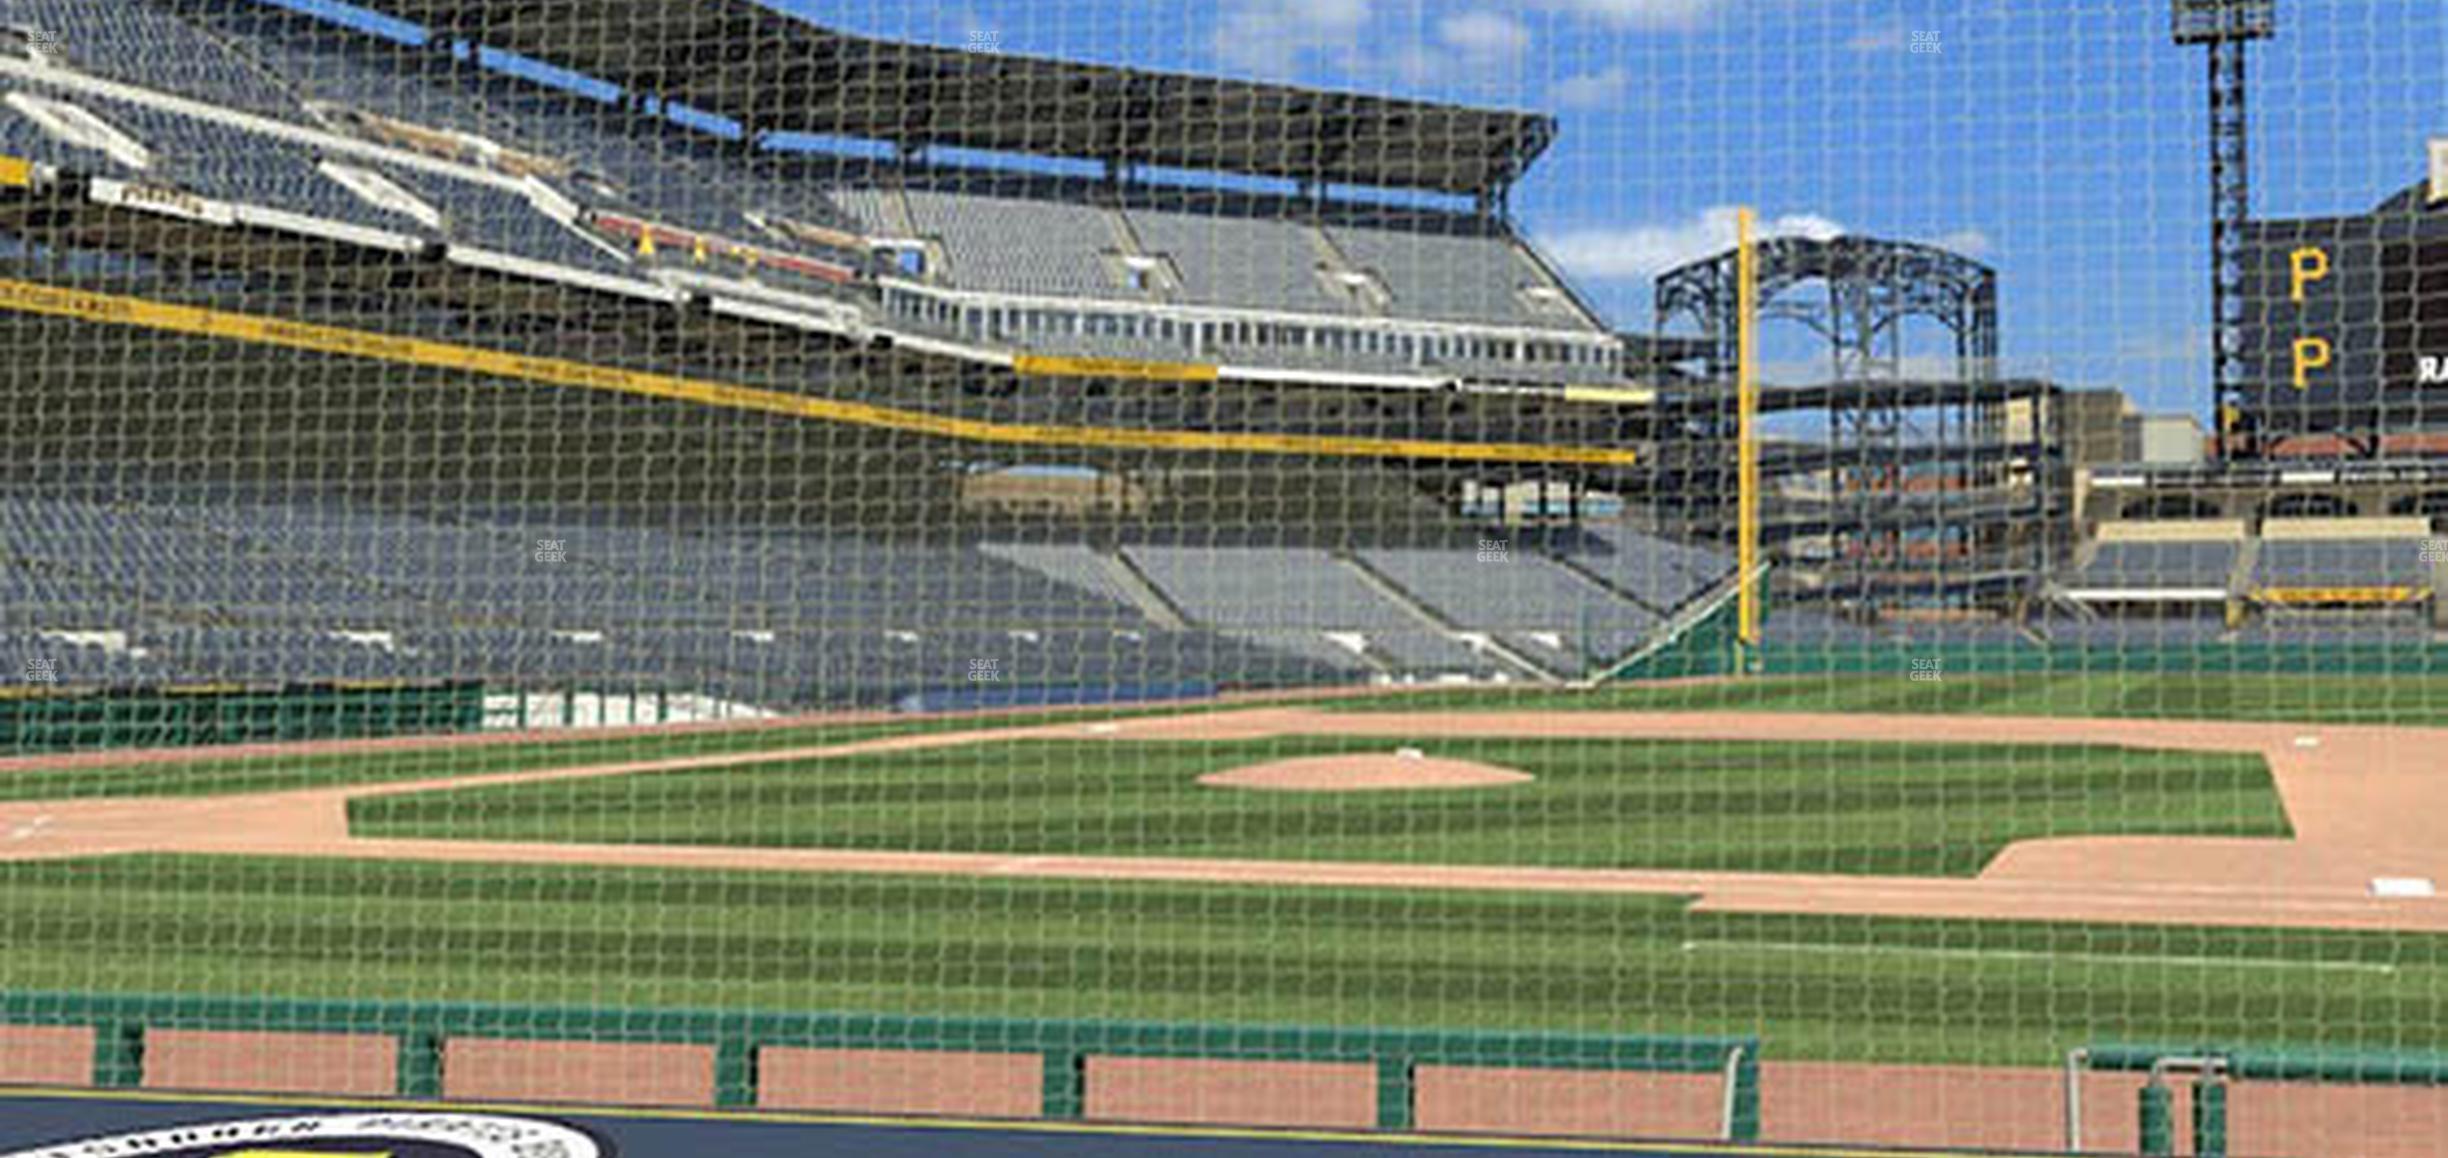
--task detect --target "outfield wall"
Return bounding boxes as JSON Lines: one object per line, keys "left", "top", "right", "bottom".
{"left": 1616, "top": 600, "right": 2448, "bottom": 682}
{"left": 0, "top": 683, "right": 484, "bottom": 754}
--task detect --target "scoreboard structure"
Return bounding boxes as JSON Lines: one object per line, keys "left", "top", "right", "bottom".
{"left": 2235, "top": 150, "right": 2448, "bottom": 444}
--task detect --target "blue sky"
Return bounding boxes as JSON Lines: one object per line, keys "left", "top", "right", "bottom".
{"left": 768, "top": 0, "right": 2448, "bottom": 416}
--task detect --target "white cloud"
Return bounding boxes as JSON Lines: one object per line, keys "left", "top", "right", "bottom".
{"left": 1530, "top": 0, "right": 1721, "bottom": 30}
{"left": 1214, "top": 2, "right": 1536, "bottom": 97}
{"left": 1438, "top": 10, "right": 1533, "bottom": 61}
{"left": 1928, "top": 229, "right": 1994, "bottom": 258}
{"left": 1213, "top": 0, "right": 1373, "bottom": 79}
{"left": 1542, "top": 207, "right": 1845, "bottom": 283}
{"left": 2118, "top": 328, "right": 2211, "bottom": 366}
{"left": 1551, "top": 65, "right": 1633, "bottom": 110}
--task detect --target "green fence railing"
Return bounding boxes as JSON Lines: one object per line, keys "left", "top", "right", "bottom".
{"left": 0, "top": 991, "right": 1762, "bottom": 1141}
{"left": 0, "top": 681, "right": 484, "bottom": 754}
{"left": 1610, "top": 594, "right": 2448, "bottom": 682}
{"left": 2080, "top": 1042, "right": 2448, "bottom": 1157}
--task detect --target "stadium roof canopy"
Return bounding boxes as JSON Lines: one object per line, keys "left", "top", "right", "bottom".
{"left": 349, "top": 0, "right": 1558, "bottom": 198}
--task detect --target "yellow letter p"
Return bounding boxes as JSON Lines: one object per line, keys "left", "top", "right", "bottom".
{"left": 2290, "top": 246, "right": 2330, "bottom": 302}
{"left": 2292, "top": 336, "right": 2332, "bottom": 391}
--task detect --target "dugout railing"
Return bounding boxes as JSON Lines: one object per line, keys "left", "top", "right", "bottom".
{"left": 2077, "top": 1042, "right": 2448, "bottom": 1157}
{"left": 0, "top": 991, "right": 1763, "bottom": 1141}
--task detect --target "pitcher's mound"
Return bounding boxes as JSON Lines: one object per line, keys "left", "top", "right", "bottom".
{"left": 1199, "top": 748, "right": 1532, "bottom": 793}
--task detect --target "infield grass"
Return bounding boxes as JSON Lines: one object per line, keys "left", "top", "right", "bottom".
{"left": 2, "top": 854, "right": 2433, "bottom": 1067}
{"left": 347, "top": 736, "right": 2284, "bottom": 877}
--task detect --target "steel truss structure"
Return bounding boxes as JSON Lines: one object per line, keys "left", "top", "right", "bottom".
{"left": 2173, "top": 0, "right": 2276, "bottom": 458}
{"left": 1649, "top": 235, "right": 2057, "bottom": 611}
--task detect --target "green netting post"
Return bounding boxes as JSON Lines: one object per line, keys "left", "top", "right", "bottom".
{"left": 2193, "top": 1077, "right": 2229, "bottom": 1157}
{"left": 2139, "top": 1079, "right": 2175, "bottom": 1156}
{"left": 713, "top": 1037, "right": 757, "bottom": 1108}
{"left": 1374, "top": 1057, "right": 1415, "bottom": 1130}
{"left": 91, "top": 1022, "right": 143, "bottom": 1088}
{"left": 1728, "top": 1048, "right": 1763, "bottom": 1142}
{"left": 397, "top": 1031, "right": 443, "bottom": 1098}
{"left": 1041, "top": 1051, "right": 1086, "bottom": 1119}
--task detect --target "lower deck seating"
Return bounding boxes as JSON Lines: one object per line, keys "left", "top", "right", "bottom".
{"left": 10, "top": 489, "right": 1649, "bottom": 703}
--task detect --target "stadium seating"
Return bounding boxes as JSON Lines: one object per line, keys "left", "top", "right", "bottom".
{"left": 1549, "top": 522, "right": 1736, "bottom": 611}
{"left": 0, "top": 94, "right": 141, "bottom": 173}
{"left": 1325, "top": 218, "right": 1580, "bottom": 329}
{"left": 0, "top": 1, "right": 1700, "bottom": 708}
{"left": 0, "top": 69, "right": 637, "bottom": 269}
{"left": 82, "top": 94, "right": 399, "bottom": 226}
{"left": 0, "top": 484, "right": 1472, "bottom": 701}
{"left": 819, "top": 183, "right": 903, "bottom": 238}
{"left": 0, "top": 631, "right": 175, "bottom": 688}
{"left": 177, "top": 5, "right": 867, "bottom": 273}
{"left": 0, "top": 0, "right": 303, "bottom": 118}
{"left": 382, "top": 164, "right": 625, "bottom": 271}
{"left": 899, "top": 187, "right": 1123, "bottom": 299}
{"left": 1123, "top": 546, "right": 1412, "bottom": 630}
{"left": 2, "top": 7, "right": 1615, "bottom": 389}
{"left": 2252, "top": 539, "right": 2431, "bottom": 589}
{"left": 2239, "top": 617, "right": 2432, "bottom": 644}
{"left": 1222, "top": 629, "right": 1375, "bottom": 675}
{"left": 2076, "top": 541, "right": 2240, "bottom": 589}
{"left": 474, "top": 90, "right": 870, "bottom": 276}
{"left": 1366, "top": 630, "right": 1511, "bottom": 677}
{"left": 487, "top": 92, "right": 755, "bottom": 236}
{"left": 1125, "top": 203, "right": 1358, "bottom": 316}
{"left": 1355, "top": 546, "right": 1659, "bottom": 656}
{"left": 2033, "top": 615, "right": 2232, "bottom": 647}
{"left": 977, "top": 543, "right": 1161, "bottom": 616}
{"left": 178, "top": 5, "right": 517, "bottom": 144}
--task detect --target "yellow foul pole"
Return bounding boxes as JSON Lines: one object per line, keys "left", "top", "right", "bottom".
{"left": 1735, "top": 208, "right": 1761, "bottom": 658}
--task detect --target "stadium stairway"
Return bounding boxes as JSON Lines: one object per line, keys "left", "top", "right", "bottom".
{"left": 1336, "top": 551, "right": 1564, "bottom": 681}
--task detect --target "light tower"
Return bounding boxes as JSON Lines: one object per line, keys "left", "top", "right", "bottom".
{"left": 2173, "top": 0, "right": 2275, "bottom": 460}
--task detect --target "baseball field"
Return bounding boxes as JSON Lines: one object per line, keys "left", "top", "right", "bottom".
{"left": 4, "top": 669, "right": 2447, "bottom": 1088}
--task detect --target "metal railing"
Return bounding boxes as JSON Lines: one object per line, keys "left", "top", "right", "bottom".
{"left": 0, "top": 991, "right": 1762, "bottom": 1141}
{"left": 2078, "top": 1042, "right": 2448, "bottom": 1157}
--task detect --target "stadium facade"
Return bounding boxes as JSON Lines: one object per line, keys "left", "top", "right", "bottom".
{"left": 0, "top": 0, "right": 1748, "bottom": 745}
{"left": 5, "top": 0, "right": 2442, "bottom": 751}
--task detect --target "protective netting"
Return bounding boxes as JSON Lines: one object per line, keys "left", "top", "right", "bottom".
{"left": 0, "top": 1, "right": 2443, "bottom": 1155}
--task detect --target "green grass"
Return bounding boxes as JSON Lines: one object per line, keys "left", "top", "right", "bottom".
{"left": 4, "top": 855, "right": 2438, "bottom": 1067}
{"left": 1335, "top": 671, "right": 2448, "bottom": 725}
{"left": 348, "top": 736, "right": 2286, "bottom": 877}
{"left": 18, "top": 670, "right": 2441, "bottom": 803}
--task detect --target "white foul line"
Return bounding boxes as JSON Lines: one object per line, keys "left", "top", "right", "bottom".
{"left": 1679, "top": 938, "right": 2398, "bottom": 975}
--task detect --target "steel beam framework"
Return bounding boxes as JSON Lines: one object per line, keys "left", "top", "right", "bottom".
{"left": 2174, "top": 0, "right": 2276, "bottom": 459}
{"left": 1652, "top": 235, "right": 2053, "bottom": 610}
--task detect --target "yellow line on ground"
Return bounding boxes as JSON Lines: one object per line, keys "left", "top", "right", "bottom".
{"left": 0, "top": 278, "right": 1634, "bottom": 467}
{"left": 0, "top": 1086, "right": 2002, "bottom": 1158}
{"left": 1012, "top": 353, "right": 1220, "bottom": 382}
